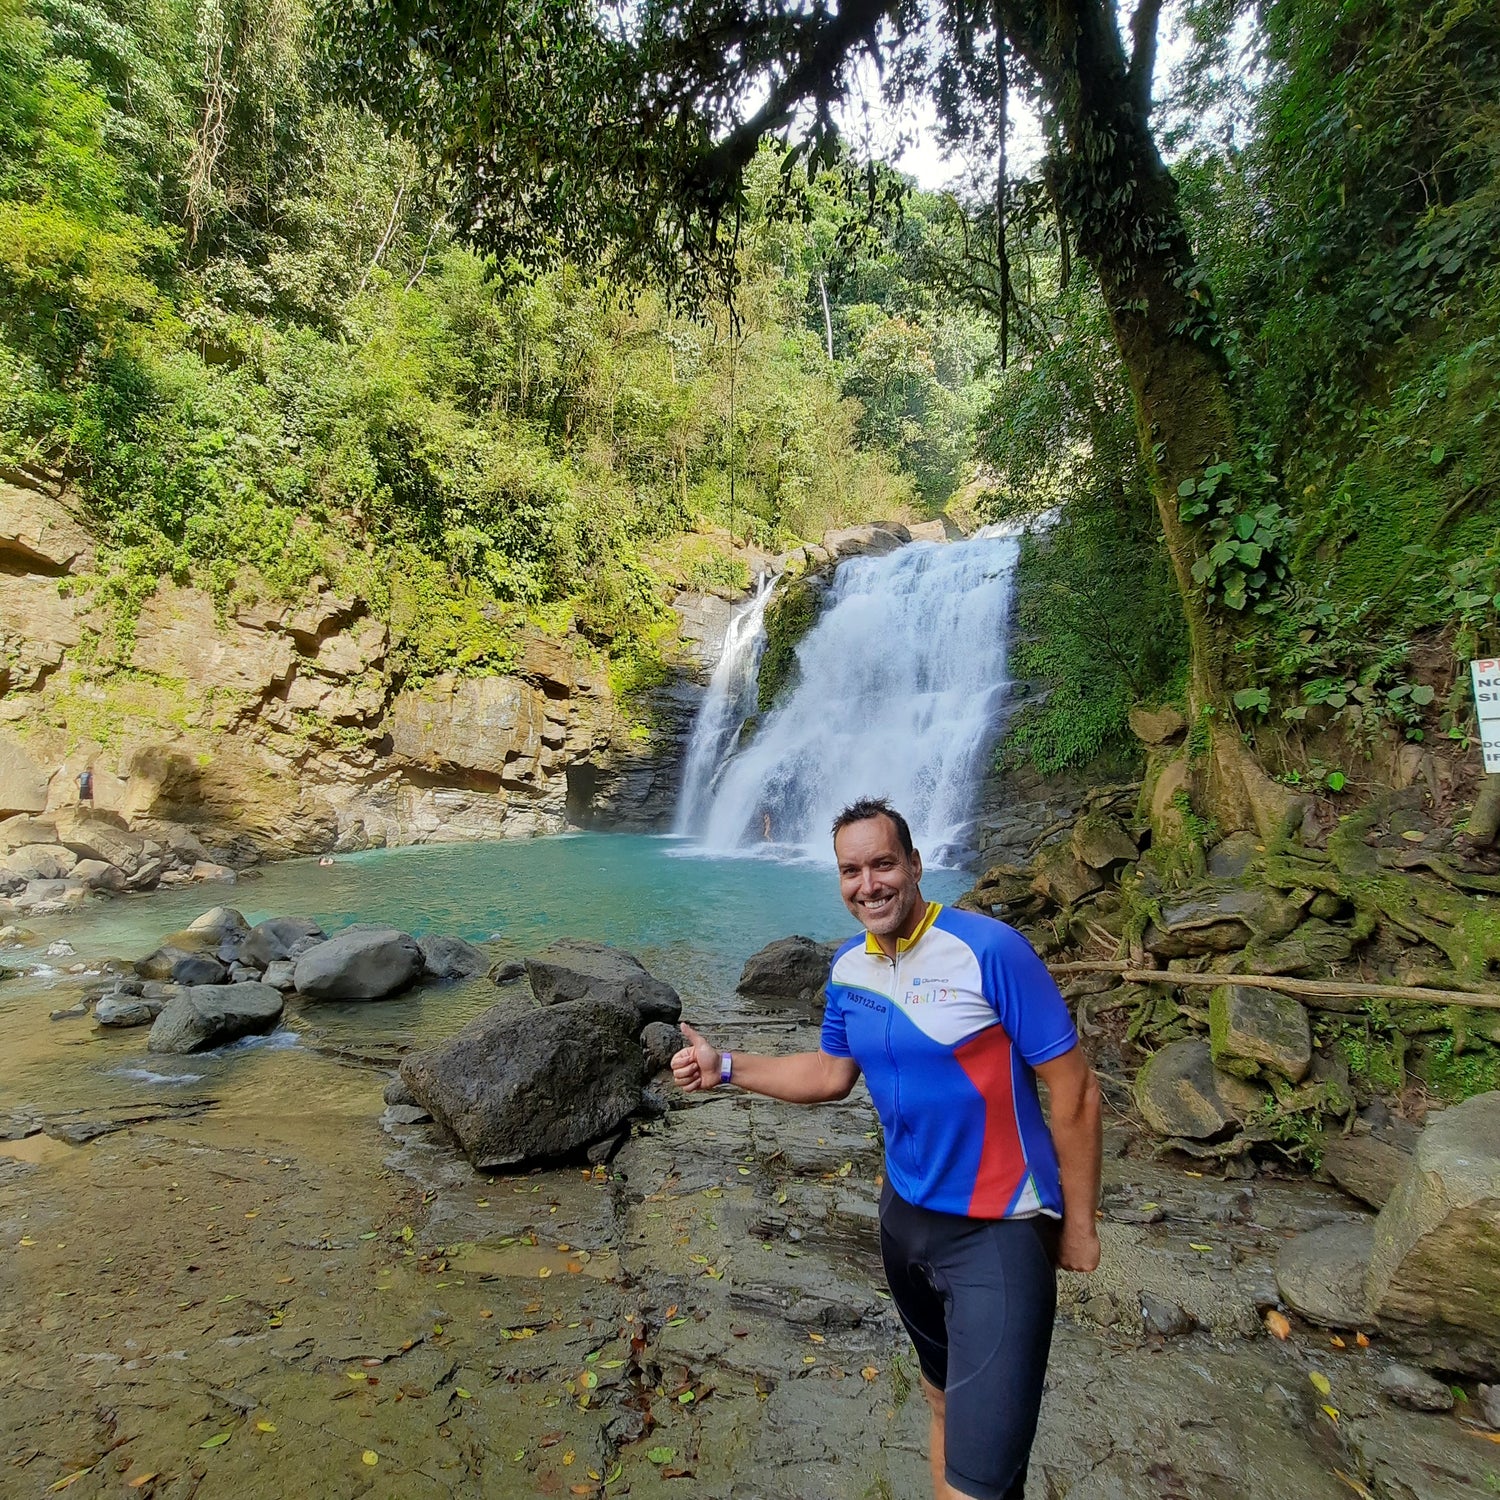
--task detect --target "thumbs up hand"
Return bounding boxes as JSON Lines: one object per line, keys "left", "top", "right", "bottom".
{"left": 671, "top": 1021, "right": 722, "bottom": 1092}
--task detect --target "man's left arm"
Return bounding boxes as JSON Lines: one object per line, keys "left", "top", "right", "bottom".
{"left": 1033, "top": 1047, "right": 1102, "bottom": 1273}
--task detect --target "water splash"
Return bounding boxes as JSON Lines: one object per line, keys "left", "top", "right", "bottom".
{"left": 673, "top": 575, "right": 774, "bottom": 836}
{"left": 677, "top": 529, "right": 1022, "bottom": 865}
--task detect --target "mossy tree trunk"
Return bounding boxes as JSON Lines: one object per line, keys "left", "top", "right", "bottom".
{"left": 997, "top": 0, "right": 1230, "bottom": 716}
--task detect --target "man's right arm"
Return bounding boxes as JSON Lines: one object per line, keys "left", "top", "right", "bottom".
{"left": 672, "top": 1023, "right": 859, "bottom": 1103}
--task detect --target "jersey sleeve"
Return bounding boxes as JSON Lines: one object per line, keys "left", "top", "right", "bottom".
{"left": 983, "top": 924, "right": 1077, "bottom": 1066}
{"left": 819, "top": 983, "right": 852, "bottom": 1058}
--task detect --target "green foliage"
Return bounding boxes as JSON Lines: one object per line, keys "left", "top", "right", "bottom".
{"left": 756, "top": 576, "right": 824, "bottom": 713}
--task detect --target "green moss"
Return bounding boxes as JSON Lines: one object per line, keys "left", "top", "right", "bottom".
{"left": 1413, "top": 1035, "right": 1500, "bottom": 1103}
{"left": 756, "top": 576, "right": 824, "bottom": 713}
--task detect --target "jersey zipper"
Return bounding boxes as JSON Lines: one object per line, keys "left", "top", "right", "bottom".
{"left": 883, "top": 948, "right": 920, "bottom": 1182}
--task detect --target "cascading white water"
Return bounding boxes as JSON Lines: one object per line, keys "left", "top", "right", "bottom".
{"left": 677, "top": 528, "right": 1022, "bottom": 864}
{"left": 673, "top": 575, "right": 774, "bottom": 837}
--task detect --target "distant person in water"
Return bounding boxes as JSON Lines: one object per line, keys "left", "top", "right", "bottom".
{"left": 76, "top": 767, "right": 93, "bottom": 804}
{"left": 672, "top": 797, "right": 1102, "bottom": 1500}
{"left": 760, "top": 808, "right": 773, "bottom": 842}
{"left": 318, "top": 856, "right": 335, "bottom": 867}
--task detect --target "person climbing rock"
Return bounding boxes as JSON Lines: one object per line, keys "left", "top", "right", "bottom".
{"left": 76, "top": 766, "right": 93, "bottom": 804}
{"left": 672, "top": 796, "right": 1102, "bottom": 1500}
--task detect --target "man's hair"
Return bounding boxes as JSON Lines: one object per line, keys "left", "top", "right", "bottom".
{"left": 831, "top": 797, "right": 915, "bottom": 858}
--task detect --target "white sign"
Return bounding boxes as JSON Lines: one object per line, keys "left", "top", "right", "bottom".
{"left": 1473, "top": 658, "right": 1500, "bottom": 774}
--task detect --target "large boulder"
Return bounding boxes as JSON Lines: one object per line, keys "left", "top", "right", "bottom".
{"left": 821, "top": 523, "right": 910, "bottom": 559}
{"left": 292, "top": 925, "right": 423, "bottom": 1001}
{"left": 1321, "top": 1132, "right": 1414, "bottom": 1210}
{"left": 239, "top": 916, "right": 326, "bottom": 969}
{"left": 147, "top": 982, "right": 284, "bottom": 1053}
{"left": 525, "top": 940, "right": 681, "bottom": 1026}
{"left": 1276, "top": 1221, "right": 1374, "bottom": 1329}
{"left": 418, "top": 934, "right": 489, "bottom": 981}
{"left": 95, "top": 993, "right": 169, "bottom": 1028}
{"left": 1128, "top": 704, "right": 1188, "bottom": 745}
{"left": 6, "top": 843, "right": 77, "bottom": 880}
{"left": 1366, "top": 1090, "right": 1500, "bottom": 1376}
{"left": 187, "top": 906, "right": 249, "bottom": 940}
{"left": 1134, "top": 1039, "right": 1267, "bottom": 1140}
{"left": 1242, "top": 919, "right": 1354, "bottom": 977}
{"left": 399, "top": 997, "right": 645, "bottom": 1170}
{"left": 1143, "top": 886, "right": 1305, "bottom": 958}
{"left": 0, "top": 734, "right": 49, "bottom": 817}
{"left": 1070, "top": 813, "right": 1138, "bottom": 870}
{"left": 737, "top": 936, "right": 837, "bottom": 1010}
{"left": 1030, "top": 842, "right": 1103, "bottom": 908}
{"left": 1208, "top": 984, "right": 1312, "bottom": 1083}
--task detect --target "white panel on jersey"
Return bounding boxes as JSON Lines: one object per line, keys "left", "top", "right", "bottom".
{"left": 1010, "top": 1174, "right": 1043, "bottom": 1216}
{"left": 832, "top": 927, "right": 998, "bottom": 1049}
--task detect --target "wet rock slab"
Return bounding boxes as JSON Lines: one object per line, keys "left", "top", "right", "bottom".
{"left": 146, "top": 980, "right": 284, "bottom": 1052}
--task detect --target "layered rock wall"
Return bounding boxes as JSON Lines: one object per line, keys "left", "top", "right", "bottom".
{"left": 0, "top": 479, "right": 721, "bottom": 858}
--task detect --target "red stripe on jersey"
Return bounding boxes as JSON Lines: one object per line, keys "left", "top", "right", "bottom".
{"left": 954, "top": 1024, "right": 1025, "bottom": 1217}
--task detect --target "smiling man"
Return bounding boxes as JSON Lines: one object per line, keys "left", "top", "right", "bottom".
{"left": 672, "top": 796, "right": 1101, "bottom": 1500}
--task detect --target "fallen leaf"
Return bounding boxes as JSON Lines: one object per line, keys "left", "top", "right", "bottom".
{"left": 200, "top": 1432, "right": 232, "bottom": 1449}
{"left": 807, "top": 1332, "right": 825, "bottom": 1343}
{"left": 456, "top": 1387, "right": 473, "bottom": 1399}
{"left": 579, "top": 1370, "right": 598, "bottom": 1389}
{"left": 570, "top": 1487, "right": 592, "bottom": 1496}
{"left": 362, "top": 1451, "right": 379, "bottom": 1466}
{"left": 1330, "top": 1335, "right": 1346, "bottom": 1349}
{"left": 1332, "top": 1470, "right": 1374, "bottom": 1499}
{"left": 359, "top": 1231, "right": 378, "bottom": 1240}
{"left": 1355, "top": 1331, "right": 1370, "bottom": 1348}
{"left": 598, "top": 1358, "right": 625, "bottom": 1369}
{"left": 47, "top": 1470, "right": 92, "bottom": 1492}
{"left": 1188, "top": 1242, "right": 1213, "bottom": 1253}
{"left": 257, "top": 1421, "right": 277, "bottom": 1432}
{"left": 563, "top": 1450, "right": 576, "bottom": 1465}
{"left": 664, "top": 1304, "right": 678, "bottom": 1319}
{"left": 1265, "top": 1311, "right": 1291, "bottom": 1339}
{"left": 678, "top": 1389, "right": 695, "bottom": 1403}
{"left": 861, "top": 1366, "right": 879, "bottom": 1381}
{"left": 1321, "top": 1403, "right": 1340, "bottom": 1421}
{"left": 803, "top": 1355, "right": 817, "bottom": 1364}
{"left": 1310, "top": 1372, "right": 1332, "bottom": 1397}
{"left": 538, "top": 1267, "right": 552, "bottom": 1279}
{"left": 347, "top": 1371, "right": 367, "bottom": 1382}
{"left": 127, "top": 1475, "right": 158, "bottom": 1489}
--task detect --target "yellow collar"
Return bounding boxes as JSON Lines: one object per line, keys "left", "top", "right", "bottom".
{"left": 864, "top": 900, "right": 943, "bottom": 956}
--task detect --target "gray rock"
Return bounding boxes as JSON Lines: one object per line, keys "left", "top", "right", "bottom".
{"left": 1206, "top": 831, "right": 1263, "bottom": 880}
{"left": 170, "top": 954, "right": 228, "bottom": 986}
{"left": 641, "top": 1021, "right": 686, "bottom": 1072}
{"left": 147, "top": 981, "right": 284, "bottom": 1053}
{"left": 1321, "top": 1133, "right": 1413, "bottom": 1210}
{"left": 525, "top": 939, "right": 680, "bottom": 1026}
{"left": 228, "top": 962, "right": 259, "bottom": 982}
{"left": 187, "top": 905, "right": 249, "bottom": 938}
{"left": 1030, "top": 842, "right": 1104, "bottom": 907}
{"left": 1133, "top": 1039, "right": 1267, "bottom": 1140}
{"left": 1243, "top": 919, "right": 1355, "bottom": 977}
{"left": 1209, "top": 984, "right": 1312, "bottom": 1083}
{"left": 261, "top": 960, "right": 295, "bottom": 992}
{"left": 489, "top": 958, "right": 526, "bottom": 985}
{"left": 383, "top": 1075, "right": 418, "bottom": 1107}
{"left": 1378, "top": 1363, "right": 1454, "bottom": 1412}
{"left": 1141, "top": 1293, "right": 1196, "bottom": 1337}
{"left": 736, "top": 936, "right": 836, "bottom": 1010}
{"left": 140, "top": 980, "right": 180, "bottom": 1001}
{"left": 96, "top": 993, "right": 168, "bottom": 1028}
{"left": 135, "top": 944, "right": 195, "bottom": 980}
{"left": 1070, "top": 813, "right": 1138, "bottom": 870}
{"left": 1478, "top": 1383, "right": 1500, "bottom": 1430}
{"left": 399, "top": 996, "right": 644, "bottom": 1171}
{"left": 6, "top": 842, "right": 77, "bottom": 880}
{"left": 1366, "top": 1090, "right": 1500, "bottom": 1377}
{"left": 125, "top": 857, "right": 163, "bottom": 890}
{"left": 292, "top": 925, "right": 422, "bottom": 1001}
{"left": 1275, "top": 1220, "right": 1374, "bottom": 1329}
{"left": 239, "top": 916, "right": 327, "bottom": 969}
{"left": 383, "top": 1103, "right": 432, "bottom": 1126}
{"left": 71, "top": 858, "right": 126, "bottom": 892}
{"left": 1145, "top": 887, "right": 1307, "bottom": 958}
{"left": 1128, "top": 704, "right": 1188, "bottom": 745}
{"left": 418, "top": 934, "right": 488, "bottom": 981}
{"left": 285, "top": 934, "right": 324, "bottom": 959}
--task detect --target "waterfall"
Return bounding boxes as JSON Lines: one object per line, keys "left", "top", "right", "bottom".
{"left": 673, "top": 575, "right": 774, "bottom": 836}
{"left": 676, "top": 528, "right": 1022, "bottom": 865}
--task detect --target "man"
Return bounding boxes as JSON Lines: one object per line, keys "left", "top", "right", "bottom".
{"left": 672, "top": 796, "right": 1101, "bottom": 1500}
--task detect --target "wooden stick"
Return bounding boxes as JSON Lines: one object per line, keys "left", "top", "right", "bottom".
{"left": 1047, "top": 960, "right": 1500, "bottom": 1011}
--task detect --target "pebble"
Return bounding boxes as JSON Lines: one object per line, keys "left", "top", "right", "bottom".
{"left": 1141, "top": 1293, "right": 1196, "bottom": 1338}
{"left": 1378, "top": 1363, "right": 1454, "bottom": 1412}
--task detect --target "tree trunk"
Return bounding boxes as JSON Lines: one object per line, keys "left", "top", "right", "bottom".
{"left": 998, "top": 0, "right": 1232, "bottom": 716}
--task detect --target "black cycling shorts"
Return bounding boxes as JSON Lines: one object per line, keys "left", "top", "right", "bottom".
{"left": 879, "top": 1181, "right": 1059, "bottom": 1500}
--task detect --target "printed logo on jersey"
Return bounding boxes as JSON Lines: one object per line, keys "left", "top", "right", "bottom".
{"left": 902, "top": 980, "right": 959, "bottom": 1006}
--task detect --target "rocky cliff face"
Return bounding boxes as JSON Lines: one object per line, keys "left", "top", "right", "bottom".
{"left": 0, "top": 479, "right": 737, "bottom": 859}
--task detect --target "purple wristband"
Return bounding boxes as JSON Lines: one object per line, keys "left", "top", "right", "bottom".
{"left": 719, "top": 1052, "right": 733, "bottom": 1085}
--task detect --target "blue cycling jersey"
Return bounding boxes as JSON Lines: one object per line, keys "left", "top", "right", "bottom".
{"left": 820, "top": 902, "right": 1077, "bottom": 1219}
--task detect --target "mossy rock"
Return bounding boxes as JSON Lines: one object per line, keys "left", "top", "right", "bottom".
{"left": 1134, "top": 1038, "right": 1267, "bottom": 1139}
{"left": 756, "top": 576, "right": 826, "bottom": 713}
{"left": 1241, "top": 918, "right": 1355, "bottom": 977}
{"left": 1209, "top": 983, "right": 1313, "bottom": 1083}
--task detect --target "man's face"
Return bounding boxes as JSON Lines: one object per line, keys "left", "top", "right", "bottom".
{"left": 834, "top": 815, "right": 925, "bottom": 950}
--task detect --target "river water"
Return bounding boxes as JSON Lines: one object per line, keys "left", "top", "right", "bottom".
{"left": 1, "top": 834, "right": 965, "bottom": 1115}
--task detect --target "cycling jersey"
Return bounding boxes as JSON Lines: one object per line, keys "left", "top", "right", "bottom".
{"left": 819, "top": 902, "right": 1077, "bottom": 1220}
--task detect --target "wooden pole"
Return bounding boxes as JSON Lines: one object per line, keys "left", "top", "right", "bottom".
{"left": 1048, "top": 960, "right": 1500, "bottom": 1011}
